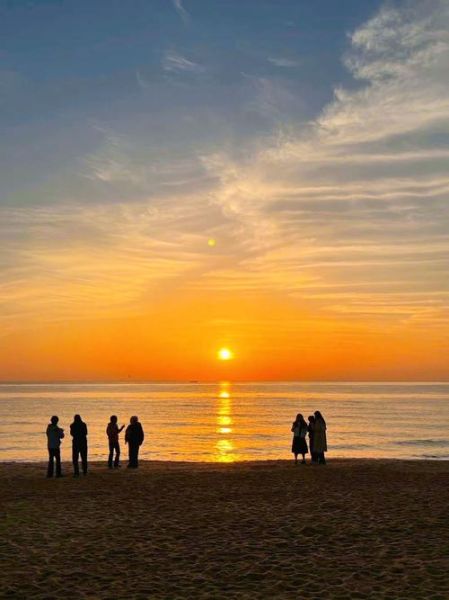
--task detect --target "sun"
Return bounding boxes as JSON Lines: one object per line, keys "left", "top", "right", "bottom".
{"left": 217, "top": 347, "right": 234, "bottom": 361}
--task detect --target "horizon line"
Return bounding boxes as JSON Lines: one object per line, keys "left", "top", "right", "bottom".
{"left": 0, "top": 379, "right": 448, "bottom": 385}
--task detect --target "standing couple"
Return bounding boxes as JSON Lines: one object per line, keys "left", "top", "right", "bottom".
{"left": 107, "top": 415, "right": 144, "bottom": 469}
{"left": 291, "top": 411, "right": 327, "bottom": 465}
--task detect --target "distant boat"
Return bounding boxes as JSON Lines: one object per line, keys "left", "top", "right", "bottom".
{"left": 189, "top": 380, "right": 199, "bottom": 384}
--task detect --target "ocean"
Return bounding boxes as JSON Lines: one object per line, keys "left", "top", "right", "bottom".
{"left": 0, "top": 382, "right": 448, "bottom": 462}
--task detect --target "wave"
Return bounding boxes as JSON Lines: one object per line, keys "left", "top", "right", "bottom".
{"left": 413, "top": 454, "right": 449, "bottom": 460}
{"left": 395, "top": 439, "right": 449, "bottom": 447}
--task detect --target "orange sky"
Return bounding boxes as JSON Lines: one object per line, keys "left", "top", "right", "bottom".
{"left": 1, "top": 289, "right": 448, "bottom": 382}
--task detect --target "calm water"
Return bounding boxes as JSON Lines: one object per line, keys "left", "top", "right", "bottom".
{"left": 0, "top": 382, "right": 448, "bottom": 462}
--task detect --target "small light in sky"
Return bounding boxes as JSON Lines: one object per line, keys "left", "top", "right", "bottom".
{"left": 208, "top": 238, "right": 216, "bottom": 247}
{"left": 218, "top": 348, "right": 233, "bottom": 361}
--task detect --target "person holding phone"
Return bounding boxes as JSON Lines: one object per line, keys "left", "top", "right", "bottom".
{"left": 107, "top": 415, "right": 125, "bottom": 468}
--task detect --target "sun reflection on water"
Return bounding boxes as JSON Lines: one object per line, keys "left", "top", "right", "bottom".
{"left": 215, "top": 382, "right": 236, "bottom": 462}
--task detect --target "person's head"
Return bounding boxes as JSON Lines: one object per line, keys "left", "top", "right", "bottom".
{"left": 295, "top": 413, "right": 305, "bottom": 425}
{"left": 308, "top": 415, "right": 315, "bottom": 424}
{"left": 130, "top": 415, "right": 138, "bottom": 424}
{"left": 314, "top": 411, "right": 325, "bottom": 424}
{"left": 73, "top": 414, "right": 82, "bottom": 423}
{"left": 50, "top": 415, "right": 59, "bottom": 425}
{"left": 110, "top": 415, "right": 118, "bottom": 424}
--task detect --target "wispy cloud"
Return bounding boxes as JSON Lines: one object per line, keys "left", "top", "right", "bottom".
{"left": 162, "top": 50, "right": 204, "bottom": 73}
{"left": 267, "top": 57, "right": 301, "bottom": 68}
{"left": 135, "top": 69, "right": 150, "bottom": 90}
{"left": 195, "top": 0, "right": 449, "bottom": 324}
{"left": 172, "top": 0, "right": 190, "bottom": 24}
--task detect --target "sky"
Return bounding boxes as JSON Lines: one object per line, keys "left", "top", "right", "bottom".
{"left": 0, "top": 0, "right": 448, "bottom": 382}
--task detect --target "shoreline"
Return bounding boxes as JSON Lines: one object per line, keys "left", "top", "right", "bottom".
{"left": 1, "top": 456, "right": 448, "bottom": 466}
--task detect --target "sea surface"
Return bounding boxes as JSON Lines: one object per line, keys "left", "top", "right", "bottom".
{"left": 0, "top": 382, "right": 448, "bottom": 462}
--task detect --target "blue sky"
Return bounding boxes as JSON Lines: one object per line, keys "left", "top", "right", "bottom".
{"left": 1, "top": 0, "right": 449, "bottom": 380}
{"left": 1, "top": 0, "right": 380, "bottom": 206}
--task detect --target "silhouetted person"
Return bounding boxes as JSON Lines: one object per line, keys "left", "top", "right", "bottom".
{"left": 291, "top": 413, "right": 309, "bottom": 464}
{"left": 107, "top": 415, "right": 124, "bottom": 468}
{"left": 308, "top": 415, "right": 317, "bottom": 463}
{"left": 313, "top": 411, "right": 327, "bottom": 465}
{"left": 46, "top": 416, "right": 64, "bottom": 478}
{"left": 70, "top": 414, "right": 88, "bottom": 477}
{"left": 125, "top": 416, "right": 144, "bottom": 468}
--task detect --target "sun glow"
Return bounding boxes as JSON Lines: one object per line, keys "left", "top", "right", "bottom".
{"left": 217, "top": 348, "right": 233, "bottom": 361}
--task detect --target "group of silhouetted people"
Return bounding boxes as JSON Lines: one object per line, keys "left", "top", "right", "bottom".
{"left": 47, "top": 410, "right": 327, "bottom": 476}
{"left": 46, "top": 414, "right": 144, "bottom": 477}
{"left": 291, "top": 411, "right": 327, "bottom": 465}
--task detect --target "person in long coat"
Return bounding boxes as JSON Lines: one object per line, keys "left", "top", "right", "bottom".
{"left": 125, "top": 416, "right": 144, "bottom": 468}
{"left": 70, "top": 414, "right": 88, "bottom": 476}
{"left": 313, "top": 411, "right": 327, "bottom": 465}
{"left": 307, "top": 415, "right": 317, "bottom": 463}
{"left": 291, "top": 413, "right": 309, "bottom": 464}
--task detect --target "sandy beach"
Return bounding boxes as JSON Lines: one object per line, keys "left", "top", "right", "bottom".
{"left": 1, "top": 460, "right": 448, "bottom": 599}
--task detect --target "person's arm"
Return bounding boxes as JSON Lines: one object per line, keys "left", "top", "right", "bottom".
{"left": 139, "top": 424, "right": 144, "bottom": 445}
{"left": 125, "top": 426, "right": 129, "bottom": 444}
{"left": 60, "top": 428, "right": 65, "bottom": 439}
{"left": 84, "top": 423, "right": 88, "bottom": 436}
{"left": 119, "top": 425, "right": 125, "bottom": 433}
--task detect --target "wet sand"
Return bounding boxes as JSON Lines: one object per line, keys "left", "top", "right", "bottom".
{"left": 1, "top": 459, "right": 448, "bottom": 599}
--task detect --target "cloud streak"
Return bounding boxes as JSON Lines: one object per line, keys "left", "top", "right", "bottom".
{"left": 172, "top": 0, "right": 190, "bottom": 24}
{"left": 267, "top": 57, "right": 301, "bottom": 68}
{"left": 162, "top": 50, "right": 204, "bottom": 74}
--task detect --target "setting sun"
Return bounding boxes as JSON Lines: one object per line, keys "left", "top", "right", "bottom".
{"left": 217, "top": 348, "right": 234, "bottom": 361}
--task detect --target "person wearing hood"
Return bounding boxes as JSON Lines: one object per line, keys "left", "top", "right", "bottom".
{"left": 46, "top": 416, "right": 64, "bottom": 478}
{"left": 125, "top": 416, "right": 144, "bottom": 468}
{"left": 70, "top": 414, "right": 88, "bottom": 477}
{"left": 313, "top": 411, "right": 328, "bottom": 465}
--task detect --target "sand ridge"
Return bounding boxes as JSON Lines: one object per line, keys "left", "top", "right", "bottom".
{"left": 1, "top": 460, "right": 448, "bottom": 599}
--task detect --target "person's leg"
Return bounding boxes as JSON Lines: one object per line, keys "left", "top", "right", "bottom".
{"left": 114, "top": 442, "right": 120, "bottom": 468}
{"left": 47, "top": 449, "right": 54, "bottom": 477}
{"left": 135, "top": 445, "right": 140, "bottom": 468}
{"left": 129, "top": 443, "right": 138, "bottom": 468}
{"left": 81, "top": 443, "right": 88, "bottom": 475}
{"left": 321, "top": 452, "right": 326, "bottom": 465}
{"left": 72, "top": 444, "right": 79, "bottom": 476}
{"left": 301, "top": 453, "right": 306, "bottom": 464}
{"left": 108, "top": 440, "right": 114, "bottom": 468}
{"left": 55, "top": 448, "right": 62, "bottom": 477}
{"left": 294, "top": 453, "right": 298, "bottom": 465}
